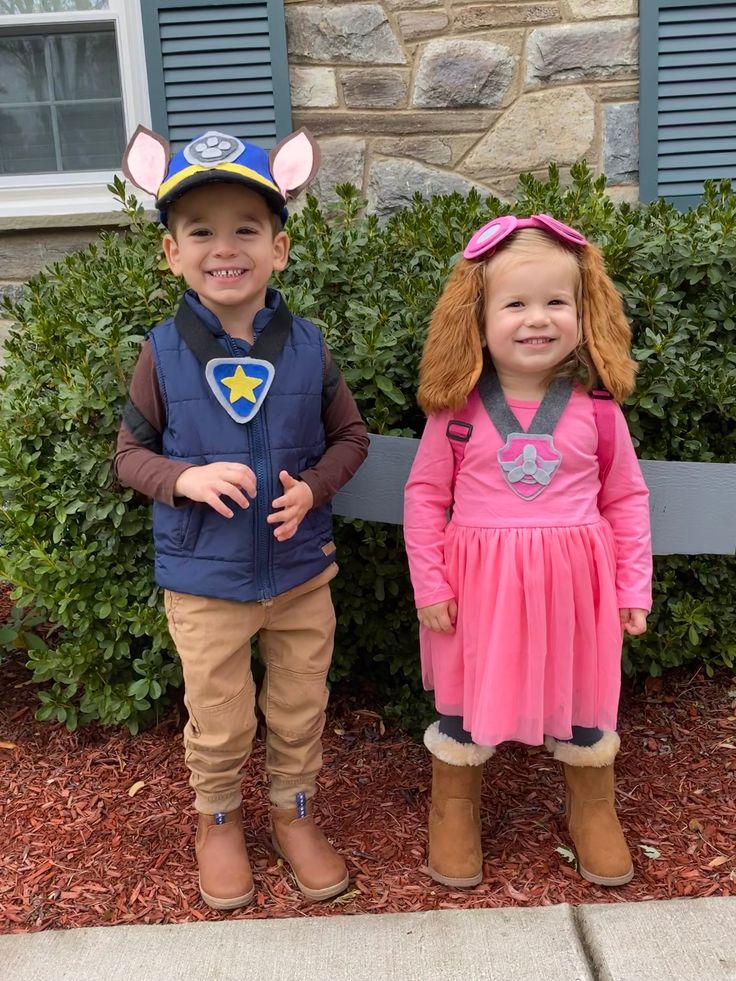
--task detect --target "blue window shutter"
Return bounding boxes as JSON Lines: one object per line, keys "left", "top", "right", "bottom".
{"left": 640, "top": 0, "right": 736, "bottom": 208}
{"left": 140, "top": 0, "right": 292, "bottom": 150}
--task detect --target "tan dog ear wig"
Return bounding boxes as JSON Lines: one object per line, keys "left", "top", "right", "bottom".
{"left": 418, "top": 259, "right": 486, "bottom": 415}
{"left": 579, "top": 244, "right": 637, "bottom": 402}
{"left": 418, "top": 237, "right": 636, "bottom": 414}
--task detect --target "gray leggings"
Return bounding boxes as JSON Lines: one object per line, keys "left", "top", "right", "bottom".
{"left": 438, "top": 713, "right": 604, "bottom": 747}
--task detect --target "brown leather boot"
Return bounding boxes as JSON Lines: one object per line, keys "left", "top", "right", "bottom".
{"left": 547, "top": 731, "right": 633, "bottom": 887}
{"left": 424, "top": 721, "right": 495, "bottom": 888}
{"left": 196, "top": 809, "right": 254, "bottom": 910}
{"left": 270, "top": 799, "right": 349, "bottom": 901}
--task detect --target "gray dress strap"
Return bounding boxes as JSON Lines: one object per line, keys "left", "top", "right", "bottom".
{"left": 475, "top": 360, "right": 574, "bottom": 500}
{"left": 476, "top": 362, "right": 573, "bottom": 439}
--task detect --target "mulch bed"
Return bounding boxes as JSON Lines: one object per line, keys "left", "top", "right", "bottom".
{"left": 1, "top": 592, "right": 735, "bottom": 932}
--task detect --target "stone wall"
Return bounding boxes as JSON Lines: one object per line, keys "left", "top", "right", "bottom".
{"left": 0, "top": 0, "right": 639, "bottom": 318}
{"left": 286, "top": 0, "right": 640, "bottom": 217}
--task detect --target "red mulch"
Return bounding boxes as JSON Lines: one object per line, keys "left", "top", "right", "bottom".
{"left": 1, "top": 597, "right": 735, "bottom": 933}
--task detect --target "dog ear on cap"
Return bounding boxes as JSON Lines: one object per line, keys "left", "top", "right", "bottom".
{"left": 269, "top": 127, "right": 320, "bottom": 201}
{"left": 121, "top": 125, "right": 171, "bottom": 196}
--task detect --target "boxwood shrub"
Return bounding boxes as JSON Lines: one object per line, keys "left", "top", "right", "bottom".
{"left": 0, "top": 163, "right": 734, "bottom": 732}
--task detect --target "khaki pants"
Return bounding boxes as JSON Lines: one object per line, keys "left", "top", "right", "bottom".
{"left": 164, "top": 564, "right": 337, "bottom": 813}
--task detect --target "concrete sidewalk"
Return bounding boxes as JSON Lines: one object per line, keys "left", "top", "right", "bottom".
{"left": 1, "top": 897, "right": 734, "bottom": 981}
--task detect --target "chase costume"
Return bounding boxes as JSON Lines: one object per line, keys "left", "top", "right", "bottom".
{"left": 115, "top": 124, "right": 367, "bottom": 910}
{"left": 147, "top": 289, "right": 335, "bottom": 603}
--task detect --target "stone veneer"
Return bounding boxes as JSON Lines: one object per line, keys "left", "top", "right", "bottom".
{"left": 0, "top": 0, "right": 640, "bottom": 297}
{"left": 286, "top": 0, "right": 640, "bottom": 217}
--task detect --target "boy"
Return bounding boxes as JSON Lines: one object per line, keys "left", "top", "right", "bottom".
{"left": 115, "top": 126, "right": 369, "bottom": 910}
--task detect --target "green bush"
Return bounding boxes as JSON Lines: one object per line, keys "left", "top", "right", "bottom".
{"left": 0, "top": 163, "right": 734, "bottom": 732}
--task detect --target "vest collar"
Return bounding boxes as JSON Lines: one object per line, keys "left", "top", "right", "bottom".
{"left": 183, "top": 287, "right": 283, "bottom": 341}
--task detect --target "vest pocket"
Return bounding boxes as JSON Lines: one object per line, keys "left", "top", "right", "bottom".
{"left": 177, "top": 504, "right": 205, "bottom": 552}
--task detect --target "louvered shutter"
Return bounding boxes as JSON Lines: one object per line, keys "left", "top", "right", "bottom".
{"left": 640, "top": 0, "right": 736, "bottom": 207}
{"left": 140, "top": 0, "right": 292, "bottom": 149}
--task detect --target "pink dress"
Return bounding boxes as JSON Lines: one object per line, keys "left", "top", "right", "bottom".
{"left": 403, "top": 387, "right": 652, "bottom": 748}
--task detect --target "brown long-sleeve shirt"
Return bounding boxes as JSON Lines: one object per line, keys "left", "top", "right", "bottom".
{"left": 114, "top": 339, "right": 369, "bottom": 508}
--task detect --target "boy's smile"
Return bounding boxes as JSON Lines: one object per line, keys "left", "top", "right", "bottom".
{"left": 162, "top": 183, "right": 289, "bottom": 338}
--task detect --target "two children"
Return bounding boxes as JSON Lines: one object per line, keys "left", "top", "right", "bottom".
{"left": 115, "top": 126, "right": 369, "bottom": 909}
{"left": 116, "top": 127, "right": 651, "bottom": 904}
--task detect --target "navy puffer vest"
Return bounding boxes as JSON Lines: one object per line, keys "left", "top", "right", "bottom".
{"left": 149, "top": 289, "right": 334, "bottom": 602}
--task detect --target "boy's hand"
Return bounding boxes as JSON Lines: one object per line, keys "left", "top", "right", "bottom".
{"left": 174, "top": 462, "right": 256, "bottom": 518}
{"left": 620, "top": 608, "right": 648, "bottom": 636}
{"left": 417, "top": 599, "right": 457, "bottom": 634}
{"left": 267, "top": 470, "right": 314, "bottom": 541}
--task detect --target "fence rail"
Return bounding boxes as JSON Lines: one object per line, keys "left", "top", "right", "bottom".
{"left": 333, "top": 434, "right": 736, "bottom": 556}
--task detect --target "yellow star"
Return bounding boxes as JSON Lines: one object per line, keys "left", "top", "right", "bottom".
{"left": 221, "top": 366, "right": 263, "bottom": 405}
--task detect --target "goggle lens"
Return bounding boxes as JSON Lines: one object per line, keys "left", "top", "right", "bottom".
{"left": 463, "top": 213, "right": 587, "bottom": 260}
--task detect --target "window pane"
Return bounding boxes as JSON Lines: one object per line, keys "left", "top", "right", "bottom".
{"left": 0, "top": 2, "right": 108, "bottom": 13}
{"left": 0, "top": 105, "right": 56, "bottom": 173}
{"left": 50, "top": 30, "right": 121, "bottom": 100}
{"left": 0, "top": 36, "right": 50, "bottom": 103}
{"left": 57, "top": 100, "right": 124, "bottom": 170}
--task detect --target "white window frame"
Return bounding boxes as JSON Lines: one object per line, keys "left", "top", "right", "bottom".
{"left": 0, "top": 0, "right": 152, "bottom": 220}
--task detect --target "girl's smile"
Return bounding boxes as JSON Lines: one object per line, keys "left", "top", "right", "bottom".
{"left": 483, "top": 250, "right": 580, "bottom": 395}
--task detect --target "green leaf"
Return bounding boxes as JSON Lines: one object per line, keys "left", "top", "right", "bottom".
{"left": 128, "top": 679, "right": 150, "bottom": 699}
{"left": 25, "top": 633, "right": 48, "bottom": 652}
{"left": 555, "top": 846, "right": 577, "bottom": 866}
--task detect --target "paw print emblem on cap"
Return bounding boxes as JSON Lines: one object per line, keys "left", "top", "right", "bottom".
{"left": 183, "top": 131, "right": 244, "bottom": 168}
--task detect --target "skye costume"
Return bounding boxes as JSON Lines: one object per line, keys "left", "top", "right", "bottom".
{"left": 405, "top": 368, "right": 651, "bottom": 749}
{"left": 404, "top": 214, "right": 653, "bottom": 890}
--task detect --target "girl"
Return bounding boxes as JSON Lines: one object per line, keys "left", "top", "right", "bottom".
{"left": 404, "top": 214, "right": 652, "bottom": 889}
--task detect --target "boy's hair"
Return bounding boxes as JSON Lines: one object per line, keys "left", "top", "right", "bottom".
{"left": 165, "top": 189, "right": 285, "bottom": 240}
{"left": 418, "top": 228, "right": 636, "bottom": 414}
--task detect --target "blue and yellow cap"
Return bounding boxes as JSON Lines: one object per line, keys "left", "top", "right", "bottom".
{"left": 155, "top": 131, "right": 288, "bottom": 226}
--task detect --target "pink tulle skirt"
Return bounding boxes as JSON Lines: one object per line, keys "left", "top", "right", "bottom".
{"left": 420, "top": 520, "right": 623, "bottom": 747}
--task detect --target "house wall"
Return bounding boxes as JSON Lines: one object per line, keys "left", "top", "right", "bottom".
{"left": 0, "top": 0, "right": 640, "bottom": 346}
{"left": 286, "top": 0, "right": 640, "bottom": 216}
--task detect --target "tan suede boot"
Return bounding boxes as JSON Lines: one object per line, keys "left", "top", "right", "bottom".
{"left": 271, "top": 800, "right": 349, "bottom": 901}
{"left": 196, "top": 809, "right": 255, "bottom": 910}
{"left": 547, "top": 731, "right": 633, "bottom": 887}
{"left": 424, "top": 721, "right": 495, "bottom": 888}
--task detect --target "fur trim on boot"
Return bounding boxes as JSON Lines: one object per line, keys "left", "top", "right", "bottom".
{"left": 544, "top": 729, "right": 620, "bottom": 768}
{"left": 424, "top": 721, "right": 495, "bottom": 766}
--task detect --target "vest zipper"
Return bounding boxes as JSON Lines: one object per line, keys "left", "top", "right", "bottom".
{"left": 227, "top": 333, "right": 275, "bottom": 603}
{"left": 252, "top": 408, "right": 276, "bottom": 602}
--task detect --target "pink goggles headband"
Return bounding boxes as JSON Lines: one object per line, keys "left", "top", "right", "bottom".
{"left": 463, "top": 214, "right": 588, "bottom": 261}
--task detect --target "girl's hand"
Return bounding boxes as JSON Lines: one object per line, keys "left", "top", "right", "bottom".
{"left": 620, "top": 608, "right": 648, "bottom": 636}
{"left": 267, "top": 470, "right": 314, "bottom": 541}
{"left": 417, "top": 599, "right": 457, "bottom": 634}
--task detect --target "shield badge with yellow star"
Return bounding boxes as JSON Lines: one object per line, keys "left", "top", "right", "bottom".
{"left": 205, "top": 357, "right": 275, "bottom": 423}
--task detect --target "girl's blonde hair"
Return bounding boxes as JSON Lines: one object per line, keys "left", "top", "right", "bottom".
{"left": 417, "top": 228, "right": 636, "bottom": 414}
